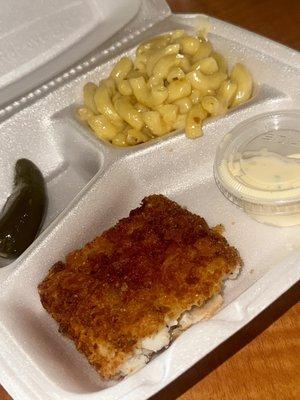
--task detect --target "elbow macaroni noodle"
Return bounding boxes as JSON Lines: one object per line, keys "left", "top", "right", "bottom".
{"left": 77, "top": 30, "right": 253, "bottom": 147}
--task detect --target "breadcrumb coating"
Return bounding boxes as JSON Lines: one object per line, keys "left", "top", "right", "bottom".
{"left": 38, "top": 195, "right": 242, "bottom": 379}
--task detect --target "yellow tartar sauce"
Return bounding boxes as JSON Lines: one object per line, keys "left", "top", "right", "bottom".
{"left": 219, "top": 149, "right": 300, "bottom": 226}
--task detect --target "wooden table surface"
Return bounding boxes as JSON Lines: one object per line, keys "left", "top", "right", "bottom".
{"left": 1, "top": 1, "right": 299, "bottom": 400}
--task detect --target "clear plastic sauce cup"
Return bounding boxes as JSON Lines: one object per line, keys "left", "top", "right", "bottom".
{"left": 214, "top": 110, "right": 300, "bottom": 226}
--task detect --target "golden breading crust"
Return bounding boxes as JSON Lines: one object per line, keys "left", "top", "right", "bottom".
{"left": 38, "top": 195, "right": 242, "bottom": 379}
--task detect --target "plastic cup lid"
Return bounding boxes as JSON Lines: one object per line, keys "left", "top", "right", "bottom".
{"left": 214, "top": 110, "right": 300, "bottom": 215}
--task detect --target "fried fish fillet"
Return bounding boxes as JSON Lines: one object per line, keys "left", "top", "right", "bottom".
{"left": 38, "top": 195, "right": 242, "bottom": 379}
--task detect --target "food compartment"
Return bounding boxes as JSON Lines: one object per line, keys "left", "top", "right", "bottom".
{"left": 0, "top": 112, "right": 103, "bottom": 271}
{"left": 0, "top": 131, "right": 299, "bottom": 398}
{"left": 66, "top": 15, "right": 293, "bottom": 152}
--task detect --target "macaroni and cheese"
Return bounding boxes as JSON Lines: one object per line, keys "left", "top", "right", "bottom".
{"left": 77, "top": 30, "right": 253, "bottom": 146}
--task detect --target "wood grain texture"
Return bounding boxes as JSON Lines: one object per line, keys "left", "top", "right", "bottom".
{"left": 150, "top": 284, "right": 299, "bottom": 400}
{"left": 0, "top": 1, "right": 299, "bottom": 399}
{"left": 167, "top": 0, "right": 300, "bottom": 50}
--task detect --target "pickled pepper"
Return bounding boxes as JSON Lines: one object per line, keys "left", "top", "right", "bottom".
{"left": 0, "top": 159, "right": 47, "bottom": 261}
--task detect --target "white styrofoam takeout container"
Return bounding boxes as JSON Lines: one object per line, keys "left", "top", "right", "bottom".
{"left": 0, "top": 0, "right": 299, "bottom": 399}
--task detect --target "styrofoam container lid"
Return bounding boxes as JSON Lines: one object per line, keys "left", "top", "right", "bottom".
{"left": 0, "top": 0, "right": 141, "bottom": 106}
{"left": 214, "top": 110, "right": 300, "bottom": 216}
